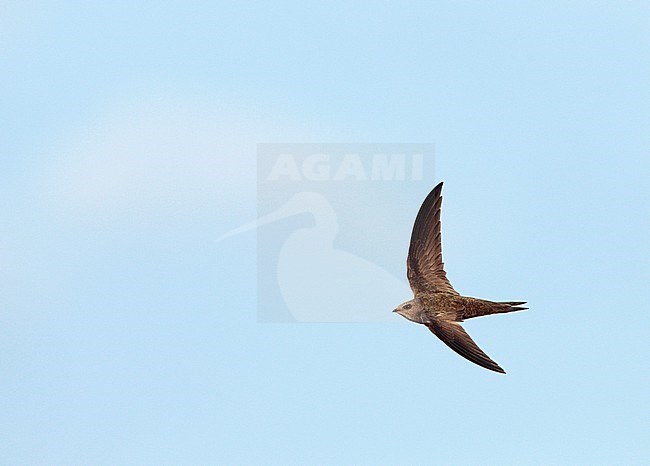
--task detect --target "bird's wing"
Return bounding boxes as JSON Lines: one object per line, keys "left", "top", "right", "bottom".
{"left": 407, "top": 182, "right": 458, "bottom": 295}
{"left": 426, "top": 319, "right": 505, "bottom": 373}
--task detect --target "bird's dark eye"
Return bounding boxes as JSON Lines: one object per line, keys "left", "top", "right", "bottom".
{"left": 404, "top": 304, "right": 412, "bottom": 310}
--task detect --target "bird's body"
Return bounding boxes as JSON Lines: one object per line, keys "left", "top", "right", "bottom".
{"left": 394, "top": 182, "right": 527, "bottom": 374}
{"left": 399, "top": 294, "right": 526, "bottom": 324}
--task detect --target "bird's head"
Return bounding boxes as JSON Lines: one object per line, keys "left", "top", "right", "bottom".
{"left": 393, "top": 299, "right": 423, "bottom": 322}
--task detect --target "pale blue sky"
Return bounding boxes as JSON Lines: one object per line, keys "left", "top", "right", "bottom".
{"left": 1, "top": 2, "right": 649, "bottom": 465}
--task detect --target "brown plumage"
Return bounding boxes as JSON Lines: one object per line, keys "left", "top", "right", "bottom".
{"left": 394, "top": 182, "right": 527, "bottom": 374}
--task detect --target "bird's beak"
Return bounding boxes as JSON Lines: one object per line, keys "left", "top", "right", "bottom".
{"left": 392, "top": 309, "right": 398, "bottom": 313}
{"left": 217, "top": 200, "right": 297, "bottom": 241}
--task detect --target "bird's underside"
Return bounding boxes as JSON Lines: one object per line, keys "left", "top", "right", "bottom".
{"left": 421, "top": 294, "right": 527, "bottom": 374}
{"left": 396, "top": 182, "right": 527, "bottom": 374}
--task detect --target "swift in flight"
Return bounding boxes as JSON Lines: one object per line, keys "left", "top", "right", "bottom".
{"left": 394, "top": 182, "right": 527, "bottom": 373}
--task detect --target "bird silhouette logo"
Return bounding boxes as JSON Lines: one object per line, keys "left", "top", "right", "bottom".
{"left": 219, "top": 191, "right": 411, "bottom": 322}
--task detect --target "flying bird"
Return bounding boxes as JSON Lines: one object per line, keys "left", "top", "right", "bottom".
{"left": 394, "top": 182, "right": 526, "bottom": 373}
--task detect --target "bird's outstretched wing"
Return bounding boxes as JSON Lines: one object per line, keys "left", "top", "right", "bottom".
{"left": 407, "top": 182, "right": 458, "bottom": 295}
{"left": 426, "top": 319, "right": 505, "bottom": 373}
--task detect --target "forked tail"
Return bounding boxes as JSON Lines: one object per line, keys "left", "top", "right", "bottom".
{"left": 461, "top": 298, "right": 528, "bottom": 320}
{"left": 498, "top": 301, "right": 528, "bottom": 313}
